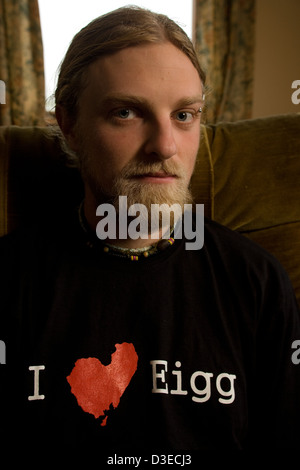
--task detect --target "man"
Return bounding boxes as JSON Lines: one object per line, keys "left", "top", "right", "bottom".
{"left": 1, "top": 6, "right": 300, "bottom": 454}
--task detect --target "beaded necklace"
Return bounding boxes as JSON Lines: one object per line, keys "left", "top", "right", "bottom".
{"left": 78, "top": 201, "right": 176, "bottom": 261}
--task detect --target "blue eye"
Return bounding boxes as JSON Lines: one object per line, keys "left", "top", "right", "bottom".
{"left": 118, "top": 109, "right": 130, "bottom": 119}
{"left": 117, "top": 109, "right": 136, "bottom": 119}
{"left": 176, "top": 111, "right": 194, "bottom": 122}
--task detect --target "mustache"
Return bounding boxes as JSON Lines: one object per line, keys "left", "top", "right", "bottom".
{"left": 118, "top": 160, "right": 184, "bottom": 179}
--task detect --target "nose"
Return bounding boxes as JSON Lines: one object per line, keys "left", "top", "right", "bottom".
{"left": 144, "top": 118, "right": 177, "bottom": 160}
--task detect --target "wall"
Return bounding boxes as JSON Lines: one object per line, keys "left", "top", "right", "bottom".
{"left": 252, "top": 0, "right": 300, "bottom": 118}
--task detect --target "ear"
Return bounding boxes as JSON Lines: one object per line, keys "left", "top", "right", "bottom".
{"left": 55, "top": 105, "right": 78, "bottom": 151}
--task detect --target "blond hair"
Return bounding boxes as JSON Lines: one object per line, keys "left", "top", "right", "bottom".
{"left": 55, "top": 6, "right": 206, "bottom": 121}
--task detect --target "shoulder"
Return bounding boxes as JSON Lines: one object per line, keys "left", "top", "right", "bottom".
{"left": 0, "top": 230, "right": 22, "bottom": 259}
{"left": 0, "top": 212, "right": 76, "bottom": 268}
{"left": 202, "top": 218, "right": 299, "bottom": 308}
{"left": 203, "top": 217, "right": 279, "bottom": 263}
{"left": 202, "top": 218, "right": 300, "bottom": 320}
{"left": 201, "top": 217, "right": 293, "bottom": 288}
{"left": 0, "top": 210, "right": 78, "bottom": 250}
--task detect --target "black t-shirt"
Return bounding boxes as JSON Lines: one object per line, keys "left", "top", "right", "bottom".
{"left": 0, "top": 211, "right": 300, "bottom": 455}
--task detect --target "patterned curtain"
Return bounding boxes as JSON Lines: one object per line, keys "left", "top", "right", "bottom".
{"left": 0, "top": 0, "right": 45, "bottom": 125}
{"left": 195, "top": 0, "right": 256, "bottom": 123}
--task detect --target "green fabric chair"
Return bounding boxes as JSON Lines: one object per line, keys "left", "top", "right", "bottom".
{"left": 1, "top": 113, "right": 300, "bottom": 305}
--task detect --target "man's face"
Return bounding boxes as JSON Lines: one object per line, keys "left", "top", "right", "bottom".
{"left": 67, "top": 42, "right": 203, "bottom": 213}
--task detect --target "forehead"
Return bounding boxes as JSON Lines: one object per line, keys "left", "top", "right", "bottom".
{"left": 81, "top": 42, "right": 203, "bottom": 105}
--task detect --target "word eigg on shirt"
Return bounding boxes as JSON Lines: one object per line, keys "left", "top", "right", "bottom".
{"left": 151, "top": 360, "right": 236, "bottom": 404}
{"left": 96, "top": 196, "right": 204, "bottom": 250}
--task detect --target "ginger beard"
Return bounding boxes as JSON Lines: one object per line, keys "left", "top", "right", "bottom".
{"left": 80, "top": 153, "right": 194, "bottom": 234}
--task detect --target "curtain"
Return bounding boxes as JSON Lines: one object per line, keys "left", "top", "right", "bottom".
{"left": 195, "top": 0, "right": 256, "bottom": 123}
{"left": 0, "top": 0, "right": 45, "bottom": 125}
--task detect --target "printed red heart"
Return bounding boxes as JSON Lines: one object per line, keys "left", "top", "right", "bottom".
{"left": 67, "top": 342, "right": 138, "bottom": 426}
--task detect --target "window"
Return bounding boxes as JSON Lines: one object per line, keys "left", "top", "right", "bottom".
{"left": 38, "top": 0, "right": 194, "bottom": 110}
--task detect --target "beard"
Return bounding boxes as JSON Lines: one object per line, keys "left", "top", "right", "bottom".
{"left": 81, "top": 155, "right": 194, "bottom": 233}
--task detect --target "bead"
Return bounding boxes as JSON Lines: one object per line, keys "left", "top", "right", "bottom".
{"left": 131, "top": 255, "right": 139, "bottom": 261}
{"left": 103, "top": 246, "right": 109, "bottom": 253}
{"left": 143, "top": 251, "right": 149, "bottom": 258}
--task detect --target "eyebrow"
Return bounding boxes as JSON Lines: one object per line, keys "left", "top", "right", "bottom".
{"left": 100, "top": 93, "right": 205, "bottom": 109}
